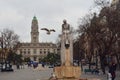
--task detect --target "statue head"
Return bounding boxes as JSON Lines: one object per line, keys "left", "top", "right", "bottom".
{"left": 63, "top": 19, "right": 67, "bottom": 24}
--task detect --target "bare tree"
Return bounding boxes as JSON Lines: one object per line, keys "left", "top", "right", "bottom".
{"left": 94, "top": 0, "right": 110, "bottom": 9}
{"left": 76, "top": 0, "right": 120, "bottom": 72}
{"left": 0, "top": 28, "right": 20, "bottom": 61}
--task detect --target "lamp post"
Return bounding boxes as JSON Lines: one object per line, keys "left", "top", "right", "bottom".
{"left": 0, "top": 31, "right": 6, "bottom": 63}
{"left": 0, "top": 31, "right": 4, "bottom": 63}
{"left": 0, "top": 35, "right": 2, "bottom": 63}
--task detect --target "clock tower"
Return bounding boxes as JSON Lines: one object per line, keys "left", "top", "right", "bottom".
{"left": 31, "top": 16, "right": 39, "bottom": 43}
{"left": 111, "top": 0, "right": 119, "bottom": 5}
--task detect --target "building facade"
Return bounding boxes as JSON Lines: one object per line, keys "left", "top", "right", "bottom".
{"left": 17, "top": 16, "right": 58, "bottom": 61}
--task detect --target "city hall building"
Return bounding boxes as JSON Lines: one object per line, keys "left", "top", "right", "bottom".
{"left": 17, "top": 16, "right": 58, "bottom": 61}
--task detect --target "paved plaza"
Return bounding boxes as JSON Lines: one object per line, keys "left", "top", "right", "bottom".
{"left": 0, "top": 66, "right": 120, "bottom": 80}
{"left": 0, "top": 66, "right": 52, "bottom": 80}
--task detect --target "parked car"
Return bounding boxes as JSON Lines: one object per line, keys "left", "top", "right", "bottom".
{"left": 48, "top": 64, "right": 55, "bottom": 68}
{"left": 1, "top": 61, "right": 14, "bottom": 72}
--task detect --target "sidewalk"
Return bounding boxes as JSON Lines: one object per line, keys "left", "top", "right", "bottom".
{"left": 80, "top": 70, "right": 120, "bottom": 80}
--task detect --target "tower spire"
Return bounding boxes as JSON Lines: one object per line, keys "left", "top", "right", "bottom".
{"left": 33, "top": 16, "right": 37, "bottom": 21}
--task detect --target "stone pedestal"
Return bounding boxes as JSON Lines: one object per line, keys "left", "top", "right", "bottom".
{"left": 54, "top": 66, "right": 80, "bottom": 79}
{"left": 54, "top": 49, "right": 81, "bottom": 79}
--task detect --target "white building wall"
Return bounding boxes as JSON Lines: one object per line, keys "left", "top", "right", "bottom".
{"left": 17, "top": 44, "right": 58, "bottom": 62}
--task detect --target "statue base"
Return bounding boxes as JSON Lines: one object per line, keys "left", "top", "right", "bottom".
{"left": 54, "top": 66, "right": 81, "bottom": 79}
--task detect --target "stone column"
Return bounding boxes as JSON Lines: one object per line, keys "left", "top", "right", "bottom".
{"left": 60, "top": 32, "right": 73, "bottom": 66}
{"left": 69, "top": 33, "right": 73, "bottom": 65}
{"left": 60, "top": 34, "right": 65, "bottom": 65}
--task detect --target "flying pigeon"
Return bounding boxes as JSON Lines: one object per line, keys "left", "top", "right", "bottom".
{"left": 41, "top": 28, "right": 55, "bottom": 35}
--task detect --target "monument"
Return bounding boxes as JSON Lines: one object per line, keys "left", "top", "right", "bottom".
{"left": 54, "top": 20, "right": 81, "bottom": 80}
{"left": 61, "top": 19, "right": 73, "bottom": 66}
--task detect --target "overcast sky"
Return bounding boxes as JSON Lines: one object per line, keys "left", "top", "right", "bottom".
{"left": 0, "top": 0, "right": 95, "bottom": 43}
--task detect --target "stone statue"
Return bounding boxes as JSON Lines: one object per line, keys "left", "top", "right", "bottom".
{"left": 61, "top": 19, "right": 73, "bottom": 65}
{"left": 62, "top": 19, "right": 70, "bottom": 49}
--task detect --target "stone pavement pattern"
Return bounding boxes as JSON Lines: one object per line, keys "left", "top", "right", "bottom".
{"left": 0, "top": 67, "right": 120, "bottom": 80}
{"left": 0, "top": 67, "right": 52, "bottom": 80}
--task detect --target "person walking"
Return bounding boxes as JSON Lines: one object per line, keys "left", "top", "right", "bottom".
{"left": 109, "top": 61, "right": 117, "bottom": 80}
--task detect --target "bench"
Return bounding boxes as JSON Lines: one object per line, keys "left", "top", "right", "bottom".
{"left": 84, "top": 69, "right": 92, "bottom": 74}
{"left": 84, "top": 68, "right": 100, "bottom": 74}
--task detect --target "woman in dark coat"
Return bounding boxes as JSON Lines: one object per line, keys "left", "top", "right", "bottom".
{"left": 109, "top": 62, "right": 117, "bottom": 80}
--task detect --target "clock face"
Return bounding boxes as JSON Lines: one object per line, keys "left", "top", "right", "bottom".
{"left": 32, "top": 33, "right": 36, "bottom": 36}
{"left": 33, "top": 35, "right": 36, "bottom": 37}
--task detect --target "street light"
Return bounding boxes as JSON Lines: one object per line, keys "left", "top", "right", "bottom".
{"left": 0, "top": 32, "right": 3, "bottom": 63}
{"left": 0, "top": 31, "right": 5, "bottom": 63}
